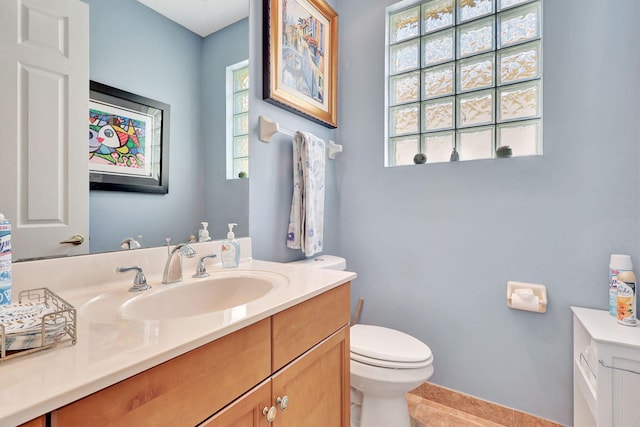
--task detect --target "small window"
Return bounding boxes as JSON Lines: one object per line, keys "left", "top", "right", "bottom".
{"left": 386, "top": 0, "right": 542, "bottom": 166}
{"left": 226, "top": 60, "right": 250, "bottom": 179}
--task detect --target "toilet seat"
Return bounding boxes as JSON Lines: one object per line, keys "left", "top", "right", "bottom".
{"left": 350, "top": 324, "right": 433, "bottom": 369}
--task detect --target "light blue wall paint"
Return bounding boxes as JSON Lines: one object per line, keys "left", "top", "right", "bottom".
{"left": 86, "top": 0, "right": 249, "bottom": 252}
{"left": 335, "top": 0, "right": 640, "bottom": 424}
{"left": 86, "top": 0, "right": 203, "bottom": 252}
{"left": 249, "top": 0, "right": 640, "bottom": 424}
{"left": 248, "top": 0, "right": 340, "bottom": 262}
{"left": 202, "top": 18, "right": 250, "bottom": 239}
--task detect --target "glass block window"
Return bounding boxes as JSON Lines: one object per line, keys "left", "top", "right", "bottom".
{"left": 386, "top": 0, "right": 542, "bottom": 166}
{"left": 226, "top": 60, "right": 250, "bottom": 179}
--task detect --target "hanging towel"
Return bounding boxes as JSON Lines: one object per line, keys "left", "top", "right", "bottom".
{"left": 287, "top": 131, "right": 325, "bottom": 257}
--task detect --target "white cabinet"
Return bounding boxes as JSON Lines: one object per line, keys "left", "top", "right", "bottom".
{"left": 572, "top": 307, "right": 640, "bottom": 427}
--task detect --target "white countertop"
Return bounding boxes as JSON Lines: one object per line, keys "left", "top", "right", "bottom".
{"left": 1, "top": 240, "right": 356, "bottom": 426}
{"left": 571, "top": 306, "right": 640, "bottom": 349}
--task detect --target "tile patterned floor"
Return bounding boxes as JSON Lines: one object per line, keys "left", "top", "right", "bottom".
{"left": 407, "top": 383, "right": 566, "bottom": 427}
{"left": 408, "top": 394, "right": 505, "bottom": 427}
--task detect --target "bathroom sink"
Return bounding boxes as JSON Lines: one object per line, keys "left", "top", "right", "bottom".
{"left": 80, "top": 270, "right": 289, "bottom": 322}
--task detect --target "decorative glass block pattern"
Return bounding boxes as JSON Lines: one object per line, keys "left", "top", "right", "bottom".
{"left": 390, "top": 71, "right": 420, "bottom": 105}
{"left": 498, "top": 120, "right": 540, "bottom": 156}
{"left": 458, "top": 17, "right": 494, "bottom": 58}
{"left": 423, "top": 97, "right": 454, "bottom": 131}
{"left": 390, "top": 103, "right": 420, "bottom": 136}
{"left": 234, "top": 90, "right": 249, "bottom": 113}
{"left": 458, "top": 90, "right": 493, "bottom": 127}
{"left": 234, "top": 67, "right": 249, "bottom": 91}
{"left": 391, "top": 39, "right": 420, "bottom": 75}
{"left": 498, "top": 3, "right": 540, "bottom": 48}
{"left": 422, "top": 63, "right": 454, "bottom": 99}
{"left": 234, "top": 136, "right": 249, "bottom": 157}
{"left": 234, "top": 112, "right": 249, "bottom": 136}
{"left": 385, "top": 0, "right": 542, "bottom": 166}
{"left": 458, "top": 0, "right": 493, "bottom": 23}
{"left": 234, "top": 158, "right": 249, "bottom": 178}
{"left": 498, "top": 41, "right": 539, "bottom": 84}
{"left": 457, "top": 127, "right": 494, "bottom": 160}
{"left": 458, "top": 53, "right": 494, "bottom": 92}
{"left": 422, "top": 0, "right": 454, "bottom": 34}
{"left": 498, "top": 81, "right": 539, "bottom": 121}
{"left": 390, "top": 136, "right": 420, "bottom": 166}
{"left": 390, "top": 6, "right": 420, "bottom": 44}
{"left": 423, "top": 132, "right": 454, "bottom": 163}
{"left": 499, "top": 0, "right": 533, "bottom": 11}
{"left": 228, "top": 63, "right": 249, "bottom": 179}
{"left": 422, "top": 29, "right": 454, "bottom": 66}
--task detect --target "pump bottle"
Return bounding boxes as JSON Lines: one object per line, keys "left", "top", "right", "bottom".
{"left": 198, "top": 222, "right": 211, "bottom": 242}
{"left": 221, "top": 223, "right": 240, "bottom": 268}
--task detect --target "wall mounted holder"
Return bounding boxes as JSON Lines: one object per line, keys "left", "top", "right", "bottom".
{"left": 507, "top": 281, "right": 548, "bottom": 313}
{"left": 258, "top": 116, "right": 343, "bottom": 159}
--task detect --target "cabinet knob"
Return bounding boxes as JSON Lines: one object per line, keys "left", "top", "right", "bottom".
{"left": 263, "top": 406, "right": 277, "bottom": 422}
{"left": 276, "top": 395, "right": 289, "bottom": 411}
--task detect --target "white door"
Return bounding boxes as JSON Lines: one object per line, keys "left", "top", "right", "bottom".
{"left": 0, "top": 0, "right": 89, "bottom": 260}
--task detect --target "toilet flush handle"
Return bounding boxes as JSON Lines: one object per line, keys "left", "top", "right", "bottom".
{"left": 276, "top": 395, "right": 289, "bottom": 411}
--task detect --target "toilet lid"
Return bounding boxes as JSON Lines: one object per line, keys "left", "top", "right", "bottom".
{"left": 350, "top": 324, "right": 433, "bottom": 369}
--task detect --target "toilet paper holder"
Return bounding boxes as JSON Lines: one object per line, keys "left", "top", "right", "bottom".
{"left": 507, "top": 281, "right": 547, "bottom": 313}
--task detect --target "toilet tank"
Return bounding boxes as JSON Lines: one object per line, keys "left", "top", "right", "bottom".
{"left": 288, "top": 255, "right": 346, "bottom": 271}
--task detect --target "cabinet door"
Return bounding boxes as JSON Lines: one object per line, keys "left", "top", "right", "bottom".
{"left": 18, "top": 416, "right": 46, "bottom": 427}
{"left": 272, "top": 328, "right": 350, "bottom": 427}
{"left": 272, "top": 283, "right": 350, "bottom": 371}
{"left": 201, "top": 380, "right": 273, "bottom": 427}
{"left": 611, "top": 357, "right": 640, "bottom": 426}
{"left": 595, "top": 342, "right": 640, "bottom": 427}
{"left": 51, "top": 319, "right": 271, "bottom": 427}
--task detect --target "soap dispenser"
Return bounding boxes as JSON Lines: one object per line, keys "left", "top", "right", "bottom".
{"left": 198, "top": 222, "right": 211, "bottom": 242}
{"left": 221, "top": 223, "right": 240, "bottom": 268}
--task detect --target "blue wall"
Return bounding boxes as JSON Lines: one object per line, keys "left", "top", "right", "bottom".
{"left": 202, "top": 18, "right": 250, "bottom": 240}
{"left": 86, "top": 0, "right": 248, "bottom": 252}
{"left": 248, "top": 0, "right": 340, "bottom": 262}
{"left": 249, "top": 0, "right": 640, "bottom": 423}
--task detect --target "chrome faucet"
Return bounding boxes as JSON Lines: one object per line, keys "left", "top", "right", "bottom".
{"left": 120, "top": 236, "right": 142, "bottom": 250}
{"left": 193, "top": 254, "right": 217, "bottom": 278}
{"left": 117, "top": 265, "right": 151, "bottom": 292}
{"left": 162, "top": 243, "right": 196, "bottom": 284}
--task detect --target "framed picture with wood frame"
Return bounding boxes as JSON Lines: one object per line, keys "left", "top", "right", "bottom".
{"left": 263, "top": 0, "right": 338, "bottom": 128}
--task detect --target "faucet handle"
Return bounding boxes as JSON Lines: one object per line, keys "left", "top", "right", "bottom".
{"left": 193, "top": 254, "right": 217, "bottom": 278}
{"left": 117, "top": 265, "right": 151, "bottom": 292}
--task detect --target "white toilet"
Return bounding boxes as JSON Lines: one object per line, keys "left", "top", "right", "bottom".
{"left": 289, "top": 255, "right": 434, "bottom": 427}
{"left": 350, "top": 324, "right": 433, "bottom": 427}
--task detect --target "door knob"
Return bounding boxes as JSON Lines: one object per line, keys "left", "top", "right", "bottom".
{"left": 276, "top": 395, "right": 289, "bottom": 411}
{"left": 263, "top": 406, "right": 277, "bottom": 422}
{"left": 59, "top": 234, "right": 85, "bottom": 245}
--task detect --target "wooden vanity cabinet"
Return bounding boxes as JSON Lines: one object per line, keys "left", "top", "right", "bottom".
{"left": 203, "top": 283, "right": 351, "bottom": 427}
{"left": 271, "top": 328, "right": 349, "bottom": 427}
{"left": 51, "top": 318, "right": 271, "bottom": 427}
{"left": 50, "top": 283, "right": 350, "bottom": 427}
{"left": 202, "top": 380, "right": 273, "bottom": 427}
{"left": 18, "top": 416, "right": 46, "bottom": 427}
{"left": 270, "top": 284, "right": 350, "bottom": 427}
